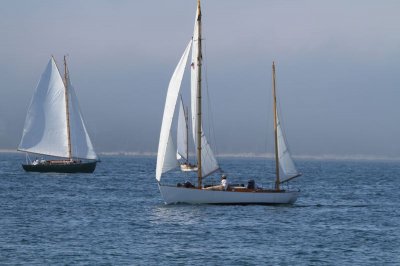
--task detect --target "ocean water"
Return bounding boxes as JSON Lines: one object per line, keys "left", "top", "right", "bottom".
{"left": 0, "top": 152, "right": 399, "bottom": 265}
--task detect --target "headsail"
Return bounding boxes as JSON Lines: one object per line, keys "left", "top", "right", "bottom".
{"left": 18, "top": 58, "right": 70, "bottom": 158}
{"left": 156, "top": 41, "right": 192, "bottom": 181}
{"left": 176, "top": 97, "right": 188, "bottom": 161}
{"left": 190, "top": 5, "right": 220, "bottom": 177}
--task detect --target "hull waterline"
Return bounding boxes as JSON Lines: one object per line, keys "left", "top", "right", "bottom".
{"left": 158, "top": 184, "right": 299, "bottom": 205}
{"left": 22, "top": 161, "right": 97, "bottom": 173}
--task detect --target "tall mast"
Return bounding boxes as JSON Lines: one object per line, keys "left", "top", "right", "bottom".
{"left": 64, "top": 56, "right": 72, "bottom": 160}
{"left": 272, "top": 61, "right": 280, "bottom": 190}
{"left": 196, "top": 0, "right": 203, "bottom": 188}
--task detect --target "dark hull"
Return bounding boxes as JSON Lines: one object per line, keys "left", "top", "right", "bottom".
{"left": 22, "top": 161, "right": 97, "bottom": 173}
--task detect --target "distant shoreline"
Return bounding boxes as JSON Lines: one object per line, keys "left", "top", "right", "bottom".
{"left": 3, "top": 149, "right": 400, "bottom": 161}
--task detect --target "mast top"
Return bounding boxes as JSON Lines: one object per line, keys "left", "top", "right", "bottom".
{"left": 197, "top": 0, "right": 201, "bottom": 19}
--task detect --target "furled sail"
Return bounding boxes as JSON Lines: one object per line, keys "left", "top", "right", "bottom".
{"left": 156, "top": 41, "right": 192, "bottom": 181}
{"left": 176, "top": 97, "right": 188, "bottom": 161}
{"left": 190, "top": 6, "right": 219, "bottom": 177}
{"left": 18, "top": 58, "right": 70, "bottom": 158}
{"left": 276, "top": 113, "right": 300, "bottom": 182}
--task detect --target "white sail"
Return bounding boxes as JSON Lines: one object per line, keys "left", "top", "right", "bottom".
{"left": 67, "top": 80, "right": 98, "bottom": 160}
{"left": 276, "top": 113, "right": 299, "bottom": 181}
{"left": 18, "top": 58, "right": 70, "bottom": 158}
{"left": 190, "top": 6, "right": 219, "bottom": 177}
{"left": 200, "top": 133, "right": 220, "bottom": 176}
{"left": 190, "top": 7, "right": 199, "bottom": 146}
{"left": 156, "top": 41, "right": 192, "bottom": 181}
{"left": 176, "top": 97, "right": 188, "bottom": 161}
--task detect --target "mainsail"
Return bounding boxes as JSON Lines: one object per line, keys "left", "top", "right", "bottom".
{"left": 156, "top": 41, "right": 192, "bottom": 181}
{"left": 18, "top": 57, "right": 97, "bottom": 160}
{"left": 276, "top": 109, "right": 300, "bottom": 182}
{"left": 176, "top": 97, "right": 188, "bottom": 161}
{"left": 190, "top": 6, "right": 219, "bottom": 177}
{"left": 67, "top": 79, "right": 98, "bottom": 160}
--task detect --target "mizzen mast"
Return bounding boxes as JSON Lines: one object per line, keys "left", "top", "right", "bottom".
{"left": 272, "top": 61, "right": 280, "bottom": 191}
{"left": 196, "top": 0, "right": 203, "bottom": 188}
{"left": 63, "top": 56, "right": 72, "bottom": 160}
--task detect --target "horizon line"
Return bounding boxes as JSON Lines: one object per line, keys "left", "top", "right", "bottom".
{"left": 3, "top": 149, "right": 400, "bottom": 162}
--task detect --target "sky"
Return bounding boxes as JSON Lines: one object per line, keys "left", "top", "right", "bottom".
{"left": 0, "top": 0, "right": 400, "bottom": 158}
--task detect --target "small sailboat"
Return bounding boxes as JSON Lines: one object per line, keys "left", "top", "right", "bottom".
{"left": 156, "top": 0, "right": 301, "bottom": 204}
{"left": 18, "top": 56, "right": 98, "bottom": 173}
{"left": 176, "top": 95, "right": 197, "bottom": 172}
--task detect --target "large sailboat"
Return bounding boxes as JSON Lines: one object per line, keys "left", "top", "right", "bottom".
{"left": 156, "top": 0, "right": 301, "bottom": 204}
{"left": 176, "top": 95, "right": 197, "bottom": 172}
{"left": 18, "top": 56, "right": 98, "bottom": 173}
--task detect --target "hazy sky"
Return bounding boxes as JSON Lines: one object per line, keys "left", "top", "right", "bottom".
{"left": 1, "top": 0, "right": 400, "bottom": 157}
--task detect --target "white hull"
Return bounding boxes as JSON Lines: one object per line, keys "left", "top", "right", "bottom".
{"left": 180, "top": 163, "right": 198, "bottom": 172}
{"left": 158, "top": 184, "right": 299, "bottom": 205}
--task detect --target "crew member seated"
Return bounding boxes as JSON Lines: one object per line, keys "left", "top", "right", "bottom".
{"left": 204, "top": 174, "right": 229, "bottom": 191}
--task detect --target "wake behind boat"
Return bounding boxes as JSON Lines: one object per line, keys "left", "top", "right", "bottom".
{"left": 18, "top": 56, "right": 98, "bottom": 173}
{"left": 155, "top": 0, "right": 301, "bottom": 205}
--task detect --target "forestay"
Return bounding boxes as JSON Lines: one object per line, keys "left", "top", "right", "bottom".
{"left": 156, "top": 41, "right": 192, "bottom": 181}
{"left": 190, "top": 7, "right": 220, "bottom": 177}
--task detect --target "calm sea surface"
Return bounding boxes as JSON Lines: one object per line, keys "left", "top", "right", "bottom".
{"left": 0, "top": 153, "right": 399, "bottom": 265}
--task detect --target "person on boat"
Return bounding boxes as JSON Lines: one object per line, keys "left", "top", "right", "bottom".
{"left": 204, "top": 174, "right": 229, "bottom": 191}
{"left": 221, "top": 174, "right": 228, "bottom": 190}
